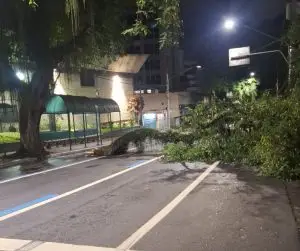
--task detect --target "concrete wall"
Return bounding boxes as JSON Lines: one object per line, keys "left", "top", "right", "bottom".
{"left": 54, "top": 72, "right": 134, "bottom": 122}
{"left": 142, "top": 92, "right": 192, "bottom": 119}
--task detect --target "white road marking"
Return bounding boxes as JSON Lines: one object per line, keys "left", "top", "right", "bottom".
{"left": 0, "top": 147, "right": 137, "bottom": 185}
{"left": 117, "top": 161, "right": 220, "bottom": 250}
{"left": 0, "top": 238, "right": 138, "bottom": 251}
{"left": 0, "top": 157, "right": 161, "bottom": 222}
{"left": 0, "top": 157, "right": 105, "bottom": 185}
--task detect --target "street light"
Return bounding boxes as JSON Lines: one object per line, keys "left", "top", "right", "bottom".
{"left": 250, "top": 72, "right": 256, "bottom": 77}
{"left": 223, "top": 18, "right": 279, "bottom": 40}
{"left": 166, "top": 65, "right": 202, "bottom": 129}
{"left": 223, "top": 18, "right": 236, "bottom": 31}
{"left": 16, "top": 71, "right": 25, "bottom": 81}
{"left": 223, "top": 18, "right": 291, "bottom": 87}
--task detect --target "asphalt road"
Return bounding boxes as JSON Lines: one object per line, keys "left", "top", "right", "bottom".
{"left": 0, "top": 154, "right": 299, "bottom": 251}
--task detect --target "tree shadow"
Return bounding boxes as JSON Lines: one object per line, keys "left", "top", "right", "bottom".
{"left": 150, "top": 164, "right": 207, "bottom": 183}
{"left": 150, "top": 161, "right": 295, "bottom": 224}
{"left": 211, "top": 163, "right": 291, "bottom": 222}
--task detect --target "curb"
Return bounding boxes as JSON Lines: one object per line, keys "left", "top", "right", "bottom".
{"left": 0, "top": 144, "right": 106, "bottom": 170}
{"left": 285, "top": 181, "right": 300, "bottom": 241}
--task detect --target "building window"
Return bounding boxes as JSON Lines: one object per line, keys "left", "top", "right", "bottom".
{"left": 80, "top": 69, "right": 95, "bottom": 87}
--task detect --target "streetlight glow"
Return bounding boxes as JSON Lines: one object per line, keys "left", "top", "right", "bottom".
{"left": 196, "top": 65, "right": 202, "bottom": 69}
{"left": 224, "top": 18, "right": 236, "bottom": 30}
{"left": 16, "top": 71, "right": 25, "bottom": 81}
{"left": 250, "top": 72, "right": 256, "bottom": 77}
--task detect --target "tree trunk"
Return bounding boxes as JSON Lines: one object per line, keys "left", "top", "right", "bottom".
{"left": 18, "top": 65, "right": 53, "bottom": 158}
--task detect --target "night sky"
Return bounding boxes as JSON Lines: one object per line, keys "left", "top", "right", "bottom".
{"left": 182, "top": 0, "right": 286, "bottom": 91}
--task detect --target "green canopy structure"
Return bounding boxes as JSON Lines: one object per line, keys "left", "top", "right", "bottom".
{"left": 43, "top": 95, "right": 121, "bottom": 150}
{"left": 44, "top": 95, "right": 120, "bottom": 114}
{"left": 89, "top": 98, "right": 120, "bottom": 114}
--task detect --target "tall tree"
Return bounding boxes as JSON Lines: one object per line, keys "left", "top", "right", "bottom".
{"left": 0, "top": 0, "right": 181, "bottom": 158}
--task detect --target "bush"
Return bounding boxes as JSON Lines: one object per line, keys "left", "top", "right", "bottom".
{"left": 8, "top": 125, "right": 17, "bottom": 132}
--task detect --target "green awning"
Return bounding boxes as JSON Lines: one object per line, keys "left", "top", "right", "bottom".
{"left": 44, "top": 95, "right": 120, "bottom": 114}
{"left": 89, "top": 98, "right": 119, "bottom": 113}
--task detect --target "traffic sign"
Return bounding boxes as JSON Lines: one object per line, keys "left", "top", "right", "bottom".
{"left": 229, "top": 46, "right": 250, "bottom": 67}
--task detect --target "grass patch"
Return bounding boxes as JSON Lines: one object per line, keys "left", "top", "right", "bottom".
{"left": 0, "top": 132, "right": 20, "bottom": 144}
{"left": 0, "top": 126, "right": 130, "bottom": 144}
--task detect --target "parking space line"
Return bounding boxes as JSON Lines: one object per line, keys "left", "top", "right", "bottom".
{"left": 117, "top": 161, "right": 220, "bottom": 250}
{"left": 0, "top": 238, "right": 138, "bottom": 251}
{"left": 0, "top": 194, "right": 57, "bottom": 217}
{"left": 128, "top": 160, "right": 148, "bottom": 168}
{"left": 0, "top": 157, "right": 104, "bottom": 185}
{"left": 0, "top": 157, "right": 161, "bottom": 222}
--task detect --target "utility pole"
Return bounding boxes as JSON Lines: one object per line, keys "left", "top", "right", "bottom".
{"left": 165, "top": 65, "right": 202, "bottom": 130}
{"left": 288, "top": 0, "right": 297, "bottom": 87}
{"left": 166, "top": 73, "right": 171, "bottom": 130}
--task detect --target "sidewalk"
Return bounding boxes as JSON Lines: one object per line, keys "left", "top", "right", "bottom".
{"left": 0, "top": 127, "right": 140, "bottom": 169}
{"left": 0, "top": 138, "right": 114, "bottom": 170}
{"left": 49, "top": 137, "right": 115, "bottom": 157}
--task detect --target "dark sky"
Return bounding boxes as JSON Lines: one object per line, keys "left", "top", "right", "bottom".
{"left": 182, "top": 0, "right": 286, "bottom": 89}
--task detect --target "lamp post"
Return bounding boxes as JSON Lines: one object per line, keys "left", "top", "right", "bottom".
{"left": 223, "top": 18, "right": 291, "bottom": 87}
{"left": 166, "top": 65, "right": 202, "bottom": 129}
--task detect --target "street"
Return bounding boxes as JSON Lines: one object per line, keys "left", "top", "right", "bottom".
{"left": 0, "top": 152, "right": 299, "bottom": 251}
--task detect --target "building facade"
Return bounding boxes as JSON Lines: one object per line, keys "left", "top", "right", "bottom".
{"left": 54, "top": 70, "right": 134, "bottom": 122}
{"left": 141, "top": 91, "right": 193, "bottom": 129}
{"left": 128, "top": 29, "right": 184, "bottom": 93}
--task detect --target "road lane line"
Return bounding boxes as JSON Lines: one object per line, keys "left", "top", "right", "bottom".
{"left": 128, "top": 160, "right": 148, "bottom": 168}
{"left": 117, "top": 161, "right": 220, "bottom": 250}
{"left": 0, "top": 157, "right": 104, "bottom": 185}
{"left": 0, "top": 147, "right": 137, "bottom": 185}
{"left": 0, "top": 194, "right": 57, "bottom": 217}
{"left": 0, "top": 238, "right": 139, "bottom": 251}
{"left": 0, "top": 156, "right": 161, "bottom": 222}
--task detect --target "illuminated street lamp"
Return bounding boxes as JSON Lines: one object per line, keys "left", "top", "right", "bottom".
{"left": 223, "top": 18, "right": 236, "bottom": 31}
{"left": 250, "top": 72, "right": 256, "bottom": 77}
{"left": 16, "top": 71, "right": 25, "bottom": 81}
{"left": 223, "top": 17, "right": 291, "bottom": 87}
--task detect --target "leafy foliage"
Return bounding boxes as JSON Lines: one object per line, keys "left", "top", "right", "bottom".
{"left": 164, "top": 79, "right": 300, "bottom": 180}
{"left": 123, "top": 0, "right": 182, "bottom": 48}
{"left": 127, "top": 95, "right": 145, "bottom": 113}
{"left": 287, "top": 16, "right": 300, "bottom": 87}
{"left": 233, "top": 77, "right": 259, "bottom": 101}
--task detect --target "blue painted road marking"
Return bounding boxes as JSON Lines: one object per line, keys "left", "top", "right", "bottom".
{"left": 128, "top": 160, "right": 147, "bottom": 168}
{"left": 0, "top": 194, "right": 58, "bottom": 217}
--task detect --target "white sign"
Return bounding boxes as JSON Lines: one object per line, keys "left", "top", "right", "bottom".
{"left": 229, "top": 46, "right": 250, "bottom": 67}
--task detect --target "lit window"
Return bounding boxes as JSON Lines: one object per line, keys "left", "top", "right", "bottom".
{"left": 147, "top": 89, "right": 152, "bottom": 94}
